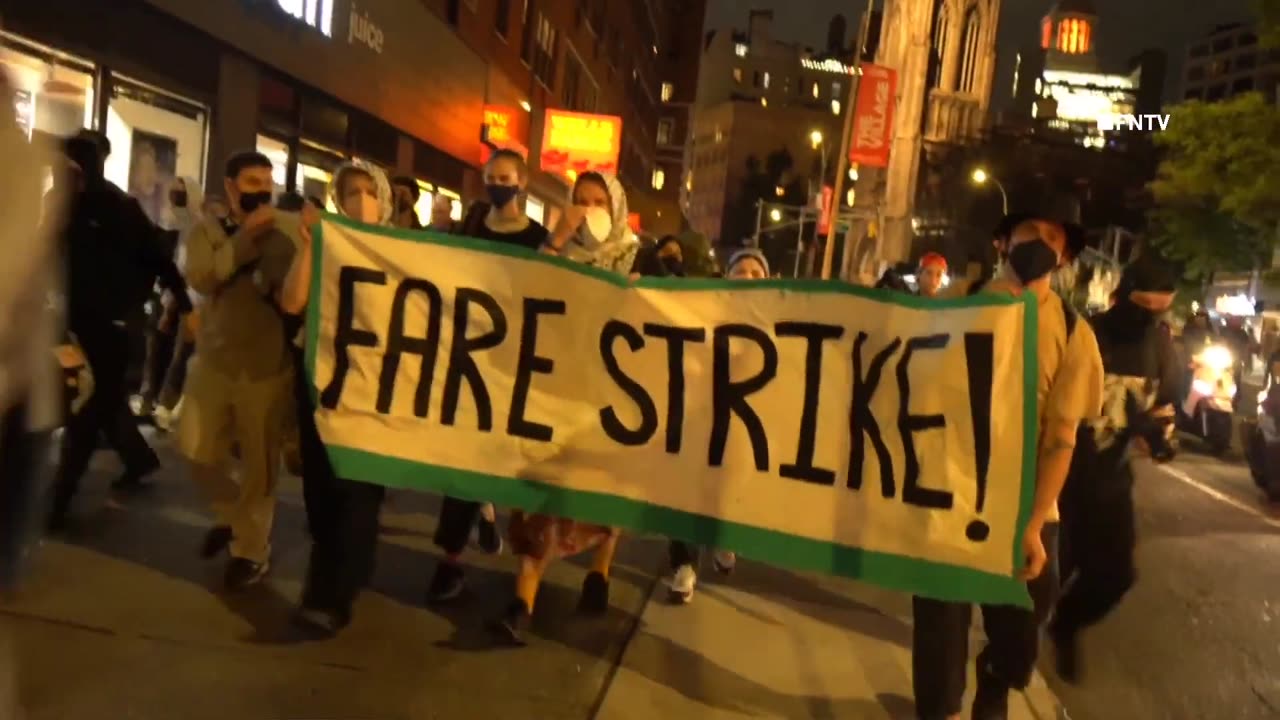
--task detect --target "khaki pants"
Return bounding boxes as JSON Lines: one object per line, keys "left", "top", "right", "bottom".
{"left": 177, "top": 356, "right": 291, "bottom": 564}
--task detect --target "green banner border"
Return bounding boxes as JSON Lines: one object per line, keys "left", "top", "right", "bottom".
{"left": 305, "top": 214, "right": 1039, "bottom": 608}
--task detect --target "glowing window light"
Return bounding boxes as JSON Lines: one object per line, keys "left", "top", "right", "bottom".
{"left": 1058, "top": 21, "right": 1068, "bottom": 52}
{"left": 1082, "top": 22, "right": 1090, "bottom": 53}
{"left": 1041, "top": 19, "right": 1052, "bottom": 49}
{"left": 1070, "top": 20, "right": 1080, "bottom": 54}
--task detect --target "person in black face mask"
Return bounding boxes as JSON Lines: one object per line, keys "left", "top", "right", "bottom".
{"left": 390, "top": 176, "right": 424, "bottom": 230}
{"left": 633, "top": 235, "right": 686, "bottom": 277}
{"left": 173, "top": 149, "right": 297, "bottom": 591}
{"left": 1048, "top": 255, "right": 1180, "bottom": 684}
{"left": 425, "top": 148, "right": 549, "bottom": 605}
{"left": 913, "top": 219, "right": 1104, "bottom": 720}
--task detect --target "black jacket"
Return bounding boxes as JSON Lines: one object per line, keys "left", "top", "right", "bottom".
{"left": 63, "top": 180, "right": 190, "bottom": 333}
{"left": 1091, "top": 305, "right": 1182, "bottom": 408}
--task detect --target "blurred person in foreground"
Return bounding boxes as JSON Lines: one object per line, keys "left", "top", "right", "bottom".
{"left": 912, "top": 219, "right": 1104, "bottom": 720}
{"left": 178, "top": 150, "right": 297, "bottom": 591}
{"left": 49, "top": 134, "right": 191, "bottom": 529}
{"left": 0, "top": 63, "right": 63, "bottom": 720}
{"left": 0, "top": 66, "right": 63, "bottom": 591}
{"left": 1050, "top": 255, "right": 1180, "bottom": 684}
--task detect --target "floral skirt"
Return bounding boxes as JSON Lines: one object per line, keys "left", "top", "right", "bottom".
{"left": 507, "top": 511, "right": 617, "bottom": 562}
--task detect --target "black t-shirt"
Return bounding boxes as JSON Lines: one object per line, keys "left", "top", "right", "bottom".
{"left": 472, "top": 218, "right": 549, "bottom": 252}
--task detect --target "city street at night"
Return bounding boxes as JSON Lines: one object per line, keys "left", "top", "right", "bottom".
{"left": 8, "top": 434, "right": 1280, "bottom": 718}
{"left": 1046, "top": 449, "right": 1280, "bottom": 720}
{"left": 6, "top": 0, "right": 1280, "bottom": 717}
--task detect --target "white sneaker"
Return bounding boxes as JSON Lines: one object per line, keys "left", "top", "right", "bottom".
{"left": 666, "top": 564, "right": 697, "bottom": 604}
{"left": 712, "top": 550, "right": 737, "bottom": 575}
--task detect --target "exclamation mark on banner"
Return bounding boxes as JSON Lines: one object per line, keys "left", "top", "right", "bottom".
{"left": 963, "top": 332, "right": 994, "bottom": 543}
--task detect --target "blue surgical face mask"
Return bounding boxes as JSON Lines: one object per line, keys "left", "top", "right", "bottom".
{"left": 486, "top": 183, "right": 518, "bottom": 209}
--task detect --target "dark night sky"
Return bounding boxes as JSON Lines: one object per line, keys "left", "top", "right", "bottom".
{"left": 705, "top": 0, "right": 1256, "bottom": 107}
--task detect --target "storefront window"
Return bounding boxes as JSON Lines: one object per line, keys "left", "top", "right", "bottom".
{"left": 256, "top": 134, "right": 291, "bottom": 196}
{"left": 104, "top": 76, "right": 209, "bottom": 226}
{"left": 295, "top": 140, "right": 344, "bottom": 211}
{"left": 412, "top": 179, "right": 435, "bottom": 227}
{"left": 2, "top": 35, "right": 95, "bottom": 139}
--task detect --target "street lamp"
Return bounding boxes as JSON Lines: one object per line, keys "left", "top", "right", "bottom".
{"left": 971, "top": 167, "right": 1008, "bottom": 215}
{"left": 769, "top": 208, "right": 783, "bottom": 223}
{"left": 810, "top": 130, "right": 823, "bottom": 149}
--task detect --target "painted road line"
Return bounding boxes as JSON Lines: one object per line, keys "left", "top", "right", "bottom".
{"left": 1157, "top": 463, "right": 1280, "bottom": 529}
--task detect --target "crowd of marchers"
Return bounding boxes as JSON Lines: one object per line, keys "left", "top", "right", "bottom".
{"left": 0, "top": 74, "right": 1191, "bottom": 719}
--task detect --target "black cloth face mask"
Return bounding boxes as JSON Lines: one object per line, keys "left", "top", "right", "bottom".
{"left": 1008, "top": 239, "right": 1058, "bottom": 284}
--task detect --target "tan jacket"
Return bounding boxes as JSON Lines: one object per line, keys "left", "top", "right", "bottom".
{"left": 181, "top": 215, "right": 298, "bottom": 380}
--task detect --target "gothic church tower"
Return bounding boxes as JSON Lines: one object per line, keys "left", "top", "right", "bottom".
{"left": 867, "top": 0, "right": 1001, "bottom": 267}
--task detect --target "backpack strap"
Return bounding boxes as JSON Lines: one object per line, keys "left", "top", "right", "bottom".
{"left": 1060, "top": 293, "right": 1077, "bottom": 341}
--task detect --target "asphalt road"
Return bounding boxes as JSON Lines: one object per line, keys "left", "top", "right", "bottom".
{"left": 1045, "top": 446, "right": 1280, "bottom": 720}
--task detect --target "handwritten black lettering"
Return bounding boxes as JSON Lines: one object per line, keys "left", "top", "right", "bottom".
{"left": 319, "top": 266, "right": 386, "bottom": 410}
{"left": 506, "top": 298, "right": 566, "bottom": 442}
{"left": 440, "top": 288, "right": 508, "bottom": 431}
{"left": 376, "top": 278, "right": 443, "bottom": 416}
{"left": 776, "top": 321, "right": 845, "bottom": 485}
{"left": 643, "top": 323, "right": 707, "bottom": 454}
{"left": 897, "top": 334, "right": 954, "bottom": 510}
{"left": 598, "top": 320, "right": 658, "bottom": 445}
{"left": 847, "top": 332, "right": 901, "bottom": 496}
{"left": 709, "top": 324, "right": 778, "bottom": 471}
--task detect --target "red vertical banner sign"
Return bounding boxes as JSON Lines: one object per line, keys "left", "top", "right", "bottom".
{"left": 849, "top": 63, "right": 897, "bottom": 168}
{"left": 816, "top": 185, "right": 834, "bottom": 235}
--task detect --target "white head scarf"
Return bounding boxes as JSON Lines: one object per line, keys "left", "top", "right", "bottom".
{"left": 328, "top": 160, "right": 394, "bottom": 226}
{"left": 560, "top": 173, "right": 639, "bottom": 275}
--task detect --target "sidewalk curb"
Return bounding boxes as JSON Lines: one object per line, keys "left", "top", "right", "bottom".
{"left": 585, "top": 546, "right": 664, "bottom": 720}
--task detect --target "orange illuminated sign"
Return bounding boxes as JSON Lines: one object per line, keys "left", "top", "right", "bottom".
{"left": 540, "top": 109, "right": 622, "bottom": 177}
{"left": 484, "top": 106, "right": 515, "bottom": 145}
{"left": 481, "top": 105, "right": 528, "bottom": 164}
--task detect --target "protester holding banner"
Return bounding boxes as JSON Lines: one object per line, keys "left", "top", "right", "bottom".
{"left": 486, "top": 171, "right": 641, "bottom": 646}
{"left": 278, "top": 160, "right": 396, "bottom": 634}
{"left": 724, "top": 248, "right": 769, "bottom": 280}
{"left": 427, "top": 149, "right": 551, "bottom": 604}
{"left": 664, "top": 248, "right": 771, "bottom": 604}
{"left": 912, "top": 219, "right": 1104, "bottom": 720}
{"left": 916, "top": 253, "right": 947, "bottom": 298}
{"left": 177, "top": 150, "right": 297, "bottom": 591}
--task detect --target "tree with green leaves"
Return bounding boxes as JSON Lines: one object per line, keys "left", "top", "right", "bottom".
{"left": 1148, "top": 92, "right": 1280, "bottom": 282}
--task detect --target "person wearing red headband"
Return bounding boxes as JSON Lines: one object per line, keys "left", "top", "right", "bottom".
{"left": 917, "top": 252, "right": 947, "bottom": 298}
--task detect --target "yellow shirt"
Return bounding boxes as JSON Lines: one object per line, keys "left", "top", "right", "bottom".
{"left": 989, "top": 282, "right": 1105, "bottom": 522}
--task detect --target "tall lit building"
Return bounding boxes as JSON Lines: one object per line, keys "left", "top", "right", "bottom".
{"left": 1009, "top": 0, "right": 1161, "bottom": 150}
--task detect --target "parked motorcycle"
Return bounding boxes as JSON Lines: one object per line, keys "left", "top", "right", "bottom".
{"left": 1178, "top": 343, "right": 1236, "bottom": 455}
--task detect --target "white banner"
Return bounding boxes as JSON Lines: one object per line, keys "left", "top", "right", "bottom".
{"left": 305, "top": 216, "right": 1039, "bottom": 605}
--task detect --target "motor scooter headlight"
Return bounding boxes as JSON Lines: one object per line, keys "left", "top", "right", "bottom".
{"left": 1199, "top": 345, "right": 1234, "bottom": 372}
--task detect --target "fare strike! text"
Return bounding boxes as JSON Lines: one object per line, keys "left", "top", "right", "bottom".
{"left": 321, "top": 267, "right": 999, "bottom": 542}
